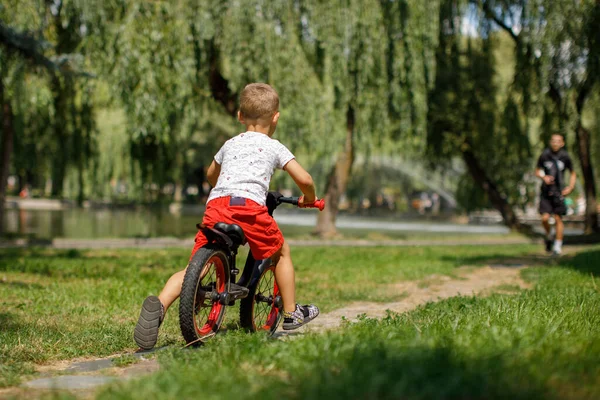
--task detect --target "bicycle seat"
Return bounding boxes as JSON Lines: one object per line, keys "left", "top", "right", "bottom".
{"left": 214, "top": 222, "right": 246, "bottom": 246}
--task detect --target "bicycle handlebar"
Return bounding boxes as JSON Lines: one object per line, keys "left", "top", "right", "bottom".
{"left": 278, "top": 197, "right": 326, "bottom": 211}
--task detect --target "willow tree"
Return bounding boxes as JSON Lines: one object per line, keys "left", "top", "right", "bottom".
{"left": 108, "top": 1, "right": 199, "bottom": 202}
{"left": 185, "top": 0, "right": 345, "bottom": 199}
{"left": 285, "top": 0, "right": 439, "bottom": 236}
{"left": 215, "top": 0, "right": 439, "bottom": 236}
{"left": 0, "top": 0, "right": 97, "bottom": 233}
{"left": 427, "top": 0, "right": 534, "bottom": 231}
{"left": 475, "top": 0, "right": 599, "bottom": 233}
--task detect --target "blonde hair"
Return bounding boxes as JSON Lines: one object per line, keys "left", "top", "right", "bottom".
{"left": 239, "top": 83, "right": 279, "bottom": 120}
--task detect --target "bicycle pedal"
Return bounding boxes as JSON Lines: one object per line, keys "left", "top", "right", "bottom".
{"left": 229, "top": 283, "right": 249, "bottom": 299}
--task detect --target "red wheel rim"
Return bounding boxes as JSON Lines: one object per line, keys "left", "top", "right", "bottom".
{"left": 194, "top": 254, "right": 226, "bottom": 336}
{"left": 263, "top": 282, "right": 280, "bottom": 330}
{"left": 252, "top": 266, "right": 281, "bottom": 331}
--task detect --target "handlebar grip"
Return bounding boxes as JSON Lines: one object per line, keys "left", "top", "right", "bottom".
{"left": 278, "top": 196, "right": 325, "bottom": 211}
{"left": 312, "top": 199, "right": 325, "bottom": 211}
{"left": 300, "top": 198, "right": 325, "bottom": 211}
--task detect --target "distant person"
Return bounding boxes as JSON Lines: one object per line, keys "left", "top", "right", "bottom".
{"left": 19, "top": 185, "right": 30, "bottom": 198}
{"left": 535, "top": 133, "right": 577, "bottom": 255}
{"left": 134, "top": 83, "right": 320, "bottom": 350}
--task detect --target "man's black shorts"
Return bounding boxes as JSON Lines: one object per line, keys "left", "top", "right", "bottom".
{"left": 539, "top": 194, "right": 566, "bottom": 216}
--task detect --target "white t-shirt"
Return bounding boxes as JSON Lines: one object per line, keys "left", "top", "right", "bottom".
{"left": 207, "top": 131, "right": 295, "bottom": 206}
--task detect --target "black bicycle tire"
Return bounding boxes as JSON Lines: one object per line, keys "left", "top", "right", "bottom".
{"left": 239, "top": 261, "right": 282, "bottom": 335}
{"left": 179, "top": 246, "right": 230, "bottom": 345}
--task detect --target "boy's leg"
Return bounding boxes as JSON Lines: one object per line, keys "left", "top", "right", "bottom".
{"left": 270, "top": 240, "right": 319, "bottom": 330}
{"left": 134, "top": 268, "right": 186, "bottom": 350}
{"left": 158, "top": 268, "right": 187, "bottom": 313}
{"left": 271, "top": 241, "right": 296, "bottom": 313}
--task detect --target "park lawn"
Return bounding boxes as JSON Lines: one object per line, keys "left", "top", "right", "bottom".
{"left": 0, "top": 243, "right": 596, "bottom": 396}
{"left": 0, "top": 245, "right": 600, "bottom": 398}
{"left": 96, "top": 244, "right": 600, "bottom": 400}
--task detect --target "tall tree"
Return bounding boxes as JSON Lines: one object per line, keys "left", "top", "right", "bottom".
{"left": 109, "top": 1, "right": 197, "bottom": 202}
{"left": 299, "top": 0, "right": 389, "bottom": 236}
{"left": 0, "top": 11, "right": 85, "bottom": 232}
{"left": 290, "top": 0, "right": 440, "bottom": 236}
{"left": 475, "top": 0, "right": 599, "bottom": 233}
{"left": 0, "top": 59, "right": 14, "bottom": 237}
{"left": 427, "top": 0, "right": 534, "bottom": 232}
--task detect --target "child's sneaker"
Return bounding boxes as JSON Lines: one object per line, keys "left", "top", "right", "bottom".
{"left": 282, "top": 304, "right": 319, "bottom": 330}
{"left": 134, "top": 296, "right": 164, "bottom": 350}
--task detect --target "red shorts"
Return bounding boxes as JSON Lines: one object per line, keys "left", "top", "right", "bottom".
{"left": 190, "top": 196, "right": 284, "bottom": 261}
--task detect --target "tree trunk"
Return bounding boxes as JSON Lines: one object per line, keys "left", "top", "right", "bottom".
{"left": 51, "top": 137, "right": 67, "bottom": 197}
{"left": 207, "top": 40, "right": 237, "bottom": 117}
{"left": 77, "top": 164, "right": 84, "bottom": 207}
{"left": 50, "top": 76, "right": 69, "bottom": 198}
{"left": 0, "top": 78, "right": 14, "bottom": 236}
{"left": 315, "top": 106, "right": 355, "bottom": 237}
{"left": 461, "top": 145, "right": 532, "bottom": 234}
{"left": 575, "top": 122, "right": 599, "bottom": 233}
{"left": 173, "top": 150, "right": 184, "bottom": 203}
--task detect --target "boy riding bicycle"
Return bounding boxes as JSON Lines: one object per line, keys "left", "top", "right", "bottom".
{"left": 134, "top": 83, "right": 320, "bottom": 350}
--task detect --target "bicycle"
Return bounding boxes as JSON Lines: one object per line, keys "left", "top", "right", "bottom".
{"left": 178, "top": 192, "right": 325, "bottom": 346}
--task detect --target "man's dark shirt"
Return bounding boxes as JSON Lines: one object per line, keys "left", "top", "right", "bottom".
{"left": 536, "top": 148, "right": 573, "bottom": 195}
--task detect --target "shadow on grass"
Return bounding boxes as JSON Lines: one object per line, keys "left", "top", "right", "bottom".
{"left": 442, "top": 253, "right": 551, "bottom": 269}
{"left": 563, "top": 233, "right": 600, "bottom": 245}
{"left": 257, "top": 344, "right": 556, "bottom": 400}
{"left": 0, "top": 280, "right": 44, "bottom": 289}
{"left": 556, "top": 248, "right": 600, "bottom": 277}
{"left": 442, "top": 245, "right": 600, "bottom": 279}
{"left": 0, "top": 248, "right": 84, "bottom": 276}
{"left": 0, "top": 312, "right": 21, "bottom": 332}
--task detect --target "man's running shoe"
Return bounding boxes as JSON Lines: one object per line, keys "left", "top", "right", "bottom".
{"left": 282, "top": 304, "right": 319, "bottom": 330}
{"left": 134, "top": 296, "right": 164, "bottom": 350}
{"left": 544, "top": 237, "right": 554, "bottom": 253}
{"left": 552, "top": 249, "right": 562, "bottom": 257}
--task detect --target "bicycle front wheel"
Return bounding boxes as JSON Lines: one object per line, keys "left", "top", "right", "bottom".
{"left": 240, "top": 262, "right": 282, "bottom": 335}
{"left": 179, "top": 246, "right": 230, "bottom": 345}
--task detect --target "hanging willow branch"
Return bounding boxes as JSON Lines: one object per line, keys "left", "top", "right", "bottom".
{"left": 0, "top": 21, "right": 94, "bottom": 78}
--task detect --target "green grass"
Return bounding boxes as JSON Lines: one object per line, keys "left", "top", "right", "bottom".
{"left": 1, "top": 244, "right": 599, "bottom": 398}
{"left": 98, "top": 245, "right": 600, "bottom": 400}
{"left": 280, "top": 225, "right": 520, "bottom": 242}
{"left": 0, "top": 244, "right": 536, "bottom": 388}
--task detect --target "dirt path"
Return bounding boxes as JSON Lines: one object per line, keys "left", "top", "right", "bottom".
{"left": 277, "top": 264, "right": 529, "bottom": 336}
{"left": 4, "top": 264, "right": 530, "bottom": 399}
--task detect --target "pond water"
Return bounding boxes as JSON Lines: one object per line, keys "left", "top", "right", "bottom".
{"left": 3, "top": 207, "right": 517, "bottom": 240}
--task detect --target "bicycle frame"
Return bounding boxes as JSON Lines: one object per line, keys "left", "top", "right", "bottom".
{"left": 200, "top": 191, "right": 316, "bottom": 305}
{"left": 180, "top": 192, "right": 324, "bottom": 344}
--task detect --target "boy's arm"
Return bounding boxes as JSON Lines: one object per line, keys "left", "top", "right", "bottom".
{"left": 206, "top": 160, "right": 221, "bottom": 187}
{"left": 283, "top": 159, "right": 316, "bottom": 203}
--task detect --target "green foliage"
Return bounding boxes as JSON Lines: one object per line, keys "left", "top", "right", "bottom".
{"left": 478, "top": 0, "right": 599, "bottom": 164}
{"left": 0, "top": 0, "right": 104, "bottom": 199}
{"left": 427, "top": 1, "right": 533, "bottom": 211}
{"left": 2, "top": 0, "right": 596, "bottom": 213}
{"left": 382, "top": 0, "right": 440, "bottom": 147}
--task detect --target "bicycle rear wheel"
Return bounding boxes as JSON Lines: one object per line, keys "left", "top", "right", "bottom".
{"left": 179, "top": 246, "right": 229, "bottom": 345}
{"left": 240, "top": 262, "right": 282, "bottom": 335}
